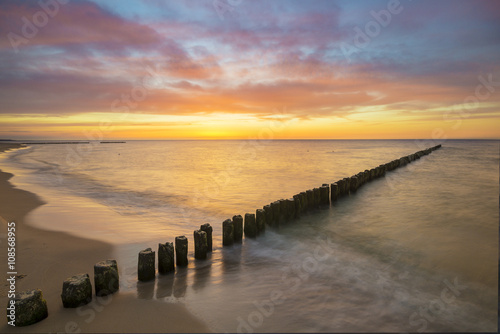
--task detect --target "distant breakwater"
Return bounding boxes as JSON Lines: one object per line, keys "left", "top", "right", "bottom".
{"left": 10, "top": 144, "right": 442, "bottom": 326}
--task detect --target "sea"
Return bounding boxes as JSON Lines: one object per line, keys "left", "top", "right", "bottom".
{"left": 0, "top": 139, "right": 498, "bottom": 332}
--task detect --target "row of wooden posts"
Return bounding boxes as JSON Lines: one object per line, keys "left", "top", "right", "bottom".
{"left": 9, "top": 145, "right": 442, "bottom": 326}
{"left": 222, "top": 144, "right": 442, "bottom": 244}
{"left": 136, "top": 144, "right": 442, "bottom": 281}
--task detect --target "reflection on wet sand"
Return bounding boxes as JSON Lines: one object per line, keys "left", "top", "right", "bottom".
{"left": 173, "top": 267, "right": 188, "bottom": 298}
{"left": 156, "top": 273, "right": 175, "bottom": 299}
{"left": 221, "top": 244, "right": 242, "bottom": 285}
{"left": 192, "top": 258, "right": 212, "bottom": 292}
{"left": 136, "top": 279, "right": 155, "bottom": 300}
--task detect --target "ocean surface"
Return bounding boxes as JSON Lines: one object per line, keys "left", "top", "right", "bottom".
{"left": 1, "top": 139, "right": 498, "bottom": 332}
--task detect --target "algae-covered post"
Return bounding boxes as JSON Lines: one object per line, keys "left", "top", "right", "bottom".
{"left": 271, "top": 201, "right": 281, "bottom": 227}
{"left": 222, "top": 219, "right": 234, "bottom": 246}
{"left": 138, "top": 248, "right": 156, "bottom": 281}
{"left": 61, "top": 273, "right": 92, "bottom": 308}
{"left": 94, "top": 259, "right": 119, "bottom": 296}
{"left": 293, "top": 194, "right": 301, "bottom": 218}
{"left": 244, "top": 213, "right": 257, "bottom": 238}
{"left": 175, "top": 236, "right": 188, "bottom": 266}
{"left": 233, "top": 215, "right": 243, "bottom": 242}
{"left": 312, "top": 188, "right": 320, "bottom": 208}
{"left": 263, "top": 204, "right": 273, "bottom": 228}
{"left": 330, "top": 183, "right": 339, "bottom": 202}
{"left": 306, "top": 189, "right": 314, "bottom": 211}
{"left": 320, "top": 185, "right": 330, "bottom": 206}
{"left": 200, "top": 223, "right": 213, "bottom": 252}
{"left": 9, "top": 289, "right": 48, "bottom": 326}
{"left": 193, "top": 230, "right": 208, "bottom": 260}
{"left": 158, "top": 242, "right": 175, "bottom": 274}
{"left": 256, "top": 208, "right": 266, "bottom": 234}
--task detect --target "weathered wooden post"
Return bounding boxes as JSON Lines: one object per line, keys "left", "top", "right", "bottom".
{"left": 319, "top": 185, "right": 329, "bottom": 206}
{"left": 277, "top": 199, "right": 287, "bottom": 224}
{"left": 330, "top": 183, "right": 339, "bottom": 202}
{"left": 345, "top": 177, "right": 351, "bottom": 194}
{"left": 94, "top": 259, "right": 119, "bottom": 296}
{"left": 300, "top": 191, "right": 308, "bottom": 213}
{"left": 193, "top": 230, "right": 208, "bottom": 260}
{"left": 350, "top": 176, "right": 358, "bottom": 192}
{"left": 175, "top": 236, "right": 188, "bottom": 267}
{"left": 61, "top": 274, "right": 92, "bottom": 308}
{"left": 286, "top": 198, "right": 295, "bottom": 221}
{"left": 263, "top": 204, "right": 273, "bottom": 227}
{"left": 158, "top": 242, "right": 175, "bottom": 274}
{"left": 336, "top": 179, "right": 345, "bottom": 196}
{"left": 233, "top": 215, "right": 243, "bottom": 242}
{"left": 138, "top": 248, "right": 155, "bottom": 281}
{"left": 306, "top": 190, "right": 314, "bottom": 210}
{"left": 244, "top": 213, "right": 257, "bottom": 238}
{"left": 271, "top": 201, "right": 280, "bottom": 227}
{"left": 10, "top": 289, "right": 48, "bottom": 326}
{"left": 256, "top": 208, "right": 266, "bottom": 233}
{"left": 313, "top": 188, "right": 320, "bottom": 208}
{"left": 200, "top": 223, "right": 213, "bottom": 252}
{"left": 222, "top": 219, "right": 234, "bottom": 246}
{"left": 293, "top": 194, "right": 301, "bottom": 218}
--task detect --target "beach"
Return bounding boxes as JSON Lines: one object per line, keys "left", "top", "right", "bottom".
{"left": 0, "top": 143, "right": 210, "bottom": 333}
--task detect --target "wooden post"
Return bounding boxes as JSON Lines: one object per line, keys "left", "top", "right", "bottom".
{"left": 350, "top": 176, "right": 358, "bottom": 193}
{"left": 94, "top": 260, "right": 119, "bottom": 297}
{"left": 331, "top": 183, "right": 338, "bottom": 202}
{"left": 319, "top": 185, "right": 330, "bottom": 206}
{"left": 193, "top": 230, "right": 208, "bottom": 260}
{"left": 233, "top": 215, "right": 243, "bottom": 242}
{"left": 263, "top": 204, "right": 273, "bottom": 227}
{"left": 293, "top": 194, "right": 301, "bottom": 218}
{"left": 175, "top": 236, "right": 188, "bottom": 267}
{"left": 306, "top": 190, "right": 314, "bottom": 210}
{"left": 200, "top": 223, "right": 213, "bottom": 252}
{"left": 312, "top": 188, "right": 320, "bottom": 208}
{"left": 256, "top": 208, "right": 266, "bottom": 233}
{"left": 138, "top": 248, "right": 155, "bottom": 281}
{"left": 158, "top": 242, "right": 175, "bottom": 274}
{"left": 271, "top": 201, "right": 280, "bottom": 227}
{"left": 244, "top": 213, "right": 257, "bottom": 238}
{"left": 222, "top": 219, "right": 234, "bottom": 246}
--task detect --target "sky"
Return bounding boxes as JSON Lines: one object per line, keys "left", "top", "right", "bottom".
{"left": 0, "top": 0, "right": 499, "bottom": 140}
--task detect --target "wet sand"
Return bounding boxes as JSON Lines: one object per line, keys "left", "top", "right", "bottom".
{"left": 0, "top": 143, "right": 210, "bottom": 333}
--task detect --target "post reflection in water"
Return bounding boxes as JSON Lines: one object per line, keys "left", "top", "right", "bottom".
{"left": 136, "top": 279, "right": 155, "bottom": 300}
{"left": 155, "top": 273, "right": 175, "bottom": 299}
{"left": 173, "top": 267, "right": 188, "bottom": 298}
{"left": 221, "top": 244, "right": 243, "bottom": 285}
{"left": 192, "top": 257, "right": 212, "bottom": 292}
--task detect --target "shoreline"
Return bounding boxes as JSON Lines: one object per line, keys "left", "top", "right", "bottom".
{"left": 0, "top": 144, "right": 210, "bottom": 333}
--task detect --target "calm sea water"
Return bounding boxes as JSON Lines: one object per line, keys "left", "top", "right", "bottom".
{"left": 1, "top": 140, "right": 498, "bottom": 332}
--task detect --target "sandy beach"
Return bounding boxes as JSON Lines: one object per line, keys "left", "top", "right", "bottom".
{"left": 0, "top": 144, "right": 210, "bottom": 333}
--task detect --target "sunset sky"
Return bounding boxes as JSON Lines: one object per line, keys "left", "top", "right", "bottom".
{"left": 1, "top": 0, "right": 499, "bottom": 140}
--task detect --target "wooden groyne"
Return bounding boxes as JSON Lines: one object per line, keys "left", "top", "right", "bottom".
{"left": 223, "top": 144, "right": 442, "bottom": 234}
{"left": 12, "top": 145, "right": 442, "bottom": 326}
